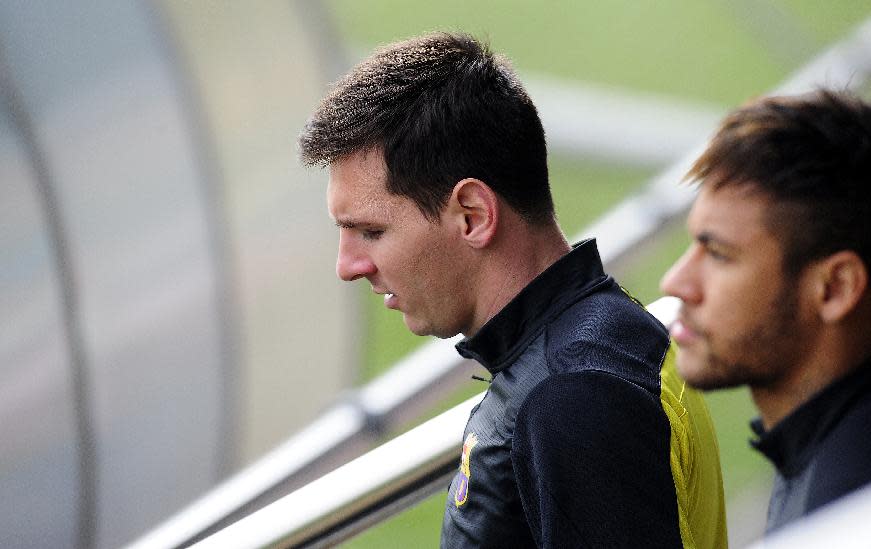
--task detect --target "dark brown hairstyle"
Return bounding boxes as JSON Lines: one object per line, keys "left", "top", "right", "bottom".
{"left": 299, "top": 32, "right": 554, "bottom": 225}
{"left": 687, "top": 89, "right": 871, "bottom": 275}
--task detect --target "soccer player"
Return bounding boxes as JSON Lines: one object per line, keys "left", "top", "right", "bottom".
{"left": 661, "top": 89, "right": 871, "bottom": 534}
{"left": 302, "top": 32, "right": 726, "bottom": 548}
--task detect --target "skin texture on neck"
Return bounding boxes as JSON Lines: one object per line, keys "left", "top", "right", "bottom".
{"left": 464, "top": 215, "right": 571, "bottom": 337}
{"left": 752, "top": 303, "right": 871, "bottom": 429}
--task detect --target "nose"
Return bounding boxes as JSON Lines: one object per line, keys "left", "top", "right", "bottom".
{"left": 336, "top": 231, "right": 377, "bottom": 282}
{"left": 659, "top": 246, "right": 701, "bottom": 304}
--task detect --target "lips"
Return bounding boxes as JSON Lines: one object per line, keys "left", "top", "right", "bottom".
{"left": 373, "top": 286, "right": 399, "bottom": 310}
{"left": 670, "top": 313, "right": 701, "bottom": 346}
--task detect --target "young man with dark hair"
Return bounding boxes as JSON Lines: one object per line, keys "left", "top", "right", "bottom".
{"left": 661, "top": 89, "right": 871, "bottom": 534}
{"left": 302, "top": 32, "right": 726, "bottom": 548}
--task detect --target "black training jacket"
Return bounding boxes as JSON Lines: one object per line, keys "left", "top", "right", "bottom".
{"left": 440, "top": 239, "right": 726, "bottom": 548}
{"left": 752, "top": 360, "right": 871, "bottom": 533}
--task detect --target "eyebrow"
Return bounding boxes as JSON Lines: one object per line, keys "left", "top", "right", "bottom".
{"left": 696, "top": 231, "right": 736, "bottom": 251}
{"left": 334, "top": 217, "right": 381, "bottom": 230}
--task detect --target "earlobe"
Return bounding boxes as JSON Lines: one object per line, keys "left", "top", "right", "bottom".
{"left": 450, "top": 178, "right": 499, "bottom": 249}
{"left": 816, "top": 251, "right": 868, "bottom": 323}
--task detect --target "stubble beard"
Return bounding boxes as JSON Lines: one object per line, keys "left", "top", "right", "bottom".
{"left": 681, "top": 285, "right": 800, "bottom": 392}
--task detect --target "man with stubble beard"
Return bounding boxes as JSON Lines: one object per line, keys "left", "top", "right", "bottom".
{"left": 661, "top": 89, "right": 871, "bottom": 535}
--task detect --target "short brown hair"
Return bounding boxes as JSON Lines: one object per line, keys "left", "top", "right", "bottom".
{"left": 687, "top": 89, "right": 871, "bottom": 275}
{"left": 299, "top": 32, "right": 554, "bottom": 225}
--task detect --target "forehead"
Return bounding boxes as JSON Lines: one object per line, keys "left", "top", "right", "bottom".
{"left": 327, "top": 149, "right": 401, "bottom": 221}
{"left": 688, "top": 184, "right": 778, "bottom": 244}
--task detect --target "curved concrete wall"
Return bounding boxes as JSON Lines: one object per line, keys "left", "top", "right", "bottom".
{"left": 0, "top": 2, "right": 354, "bottom": 547}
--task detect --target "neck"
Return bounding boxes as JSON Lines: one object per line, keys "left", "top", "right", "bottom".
{"left": 465, "top": 221, "right": 570, "bottom": 337}
{"left": 751, "top": 328, "right": 871, "bottom": 429}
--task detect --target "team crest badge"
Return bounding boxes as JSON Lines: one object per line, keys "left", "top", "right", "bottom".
{"left": 454, "top": 432, "right": 479, "bottom": 507}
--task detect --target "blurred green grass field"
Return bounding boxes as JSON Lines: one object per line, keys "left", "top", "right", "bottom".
{"left": 323, "top": 2, "right": 871, "bottom": 546}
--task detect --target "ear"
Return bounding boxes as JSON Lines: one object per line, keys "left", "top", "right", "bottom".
{"left": 811, "top": 251, "right": 868, "bottom": 323}
{"left": 446, "top": 178, "right": 499, "bottom": 249}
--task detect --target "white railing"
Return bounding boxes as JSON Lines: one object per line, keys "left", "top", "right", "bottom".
{"left": 190, "top": 393, "right": 483, "bottom": 548}
{"left": 746, "top": 483, "right": 871, "bottom": 549}
{"left": 189, "top": 298, "right": 681, "bottom": 548}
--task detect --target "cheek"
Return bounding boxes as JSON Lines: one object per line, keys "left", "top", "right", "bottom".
{"left": 393, "top": 233, "right": 448, "bottom": 294}
{"left": 382, "top": 232, "right": 428, "bottom": 272}
{"left": 708, "top": 280, "right": 787, "bottom": 350}
{"left": 417, "top": 243, "right": 468, "bottom": 315}
{"left": 701, "top": 272, "right": 766, "bottom": 323}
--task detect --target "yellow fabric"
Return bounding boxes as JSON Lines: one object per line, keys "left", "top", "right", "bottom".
{"left": 659, "top": 342, "right": 729, "bottom": 549}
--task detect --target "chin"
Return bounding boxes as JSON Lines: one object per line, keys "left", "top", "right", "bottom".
{"left": 677, "top": 364, "right": 705, "bottom": 388}
{"left": 683, "top": 375, "right": 735, "bottom": 391}
{"left": 407, "top": 325, "right": 431, "bottom": 337}
{"left": 405, "top": 317, "right": 459, "bottom": 339}
{"left": 403, "top": 315, "right": 431, "bottom": 337}
{"left": 676, "top": 353, "right": 715, "bottom": 389}
{"left": 678, "top": 356, "right": 747, "bottom": 391}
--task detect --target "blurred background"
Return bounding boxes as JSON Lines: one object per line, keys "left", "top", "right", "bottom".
{"left": 2, "top": 1, "right": 870, "bottom": 548}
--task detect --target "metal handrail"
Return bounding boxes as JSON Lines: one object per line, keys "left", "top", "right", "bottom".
{"left": 191, "top": 393, "right": 483, "bottom": 548}
{"left": 191, "top": 298, "right": 680, "bottom": 548}
{"left": 126, "top": 335, "right": 477, "bottom": 548}
{"left": 128, "top": 17, "right": 871, "bottom": 549}
{"left": 745, "top": 483, "right": 871, "bottom": 549}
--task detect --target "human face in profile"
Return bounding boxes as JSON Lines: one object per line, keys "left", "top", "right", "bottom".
{"left": 327, "top": 150, "right": 475, "bottom": 338}
{"left": 660, "top": 184, "right": 815, "bottom": 391}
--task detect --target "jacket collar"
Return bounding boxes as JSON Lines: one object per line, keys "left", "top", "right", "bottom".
{"left": 455, "top": 239, "right": 610, "bottom": 374}
{"left": 751, "top": 360, "right": 871, "bottom": 475}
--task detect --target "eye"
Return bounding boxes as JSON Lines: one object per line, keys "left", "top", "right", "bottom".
{"left": 695, "top": 234, "right": 731, "bottom": 263}
{"left": 362, "top": 229, "right": 384, "bottom": 241}
{"left": 705, "top": 246, "right": 729, "bottom": 262}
